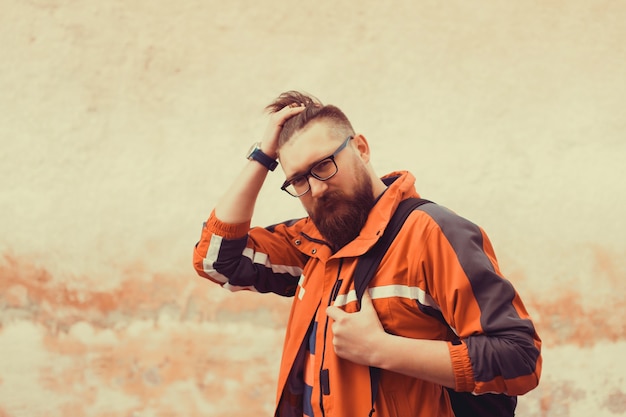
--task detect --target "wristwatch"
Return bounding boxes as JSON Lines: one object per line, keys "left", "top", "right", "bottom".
{"left": 246, "top": 142, "right": 278, "bottom": 171}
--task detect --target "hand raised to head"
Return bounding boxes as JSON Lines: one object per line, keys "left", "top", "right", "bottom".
{"left": 261, "top": 104, "right": 305, "bottom": 158}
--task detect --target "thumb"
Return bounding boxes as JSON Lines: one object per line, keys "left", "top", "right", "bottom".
{"left": 326, "top": 305, "right": 346, "bottom": 321}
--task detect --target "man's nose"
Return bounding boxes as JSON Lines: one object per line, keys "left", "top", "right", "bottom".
{"left": 308, "top": 177, "right": 328, "bottom": 198}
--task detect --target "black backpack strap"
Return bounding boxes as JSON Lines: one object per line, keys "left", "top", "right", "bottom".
{"left": 355, "top": 197, "right": 517, "bottom": 417}
{"left": 367, "top": 366, "right": 381, "bottom": 417}
{"left": 354, "top": 197, "right": 433, "bottom": 416}
{"left": 354, "top": 198, "right": 432, "bottom": 305}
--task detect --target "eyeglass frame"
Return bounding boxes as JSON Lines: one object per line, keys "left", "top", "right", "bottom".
{"left": 280, "top": 135, "right": 354, "bottom": 197}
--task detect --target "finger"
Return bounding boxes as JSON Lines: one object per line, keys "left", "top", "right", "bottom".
{"left": 288, "top": 106, "right": 306, "bottom": 116}
{"left": 274, "top": 106, "right": 306, "bottom": 126}
{"left": 326, "top": 306, "right": 346, "bottom": 321}
{"left": 281, "top": 103, "right": 306, "bottom": 112}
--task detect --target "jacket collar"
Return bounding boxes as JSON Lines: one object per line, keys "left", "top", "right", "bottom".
{"left": 297, "top": 170, "right": 420, "bottom": 259}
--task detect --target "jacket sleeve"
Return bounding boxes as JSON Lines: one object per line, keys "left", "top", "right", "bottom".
{"left": 192, "top": 210, "right": 308, "bottom": 296}
{"left": 418, "top": 205, "right": 542, "bottom": 396}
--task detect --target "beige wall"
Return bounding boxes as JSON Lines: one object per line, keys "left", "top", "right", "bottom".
{"left": 1, "top": 1, "right": 625, "bottom": 416}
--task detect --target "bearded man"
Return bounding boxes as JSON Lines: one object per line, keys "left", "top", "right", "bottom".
{"left": 193, "top": 91, "right": 542, "bottom": 417}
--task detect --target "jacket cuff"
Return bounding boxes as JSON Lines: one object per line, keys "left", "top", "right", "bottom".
{"left": 205, "top": 210, "right": 251, "bottom": 239}
{"left": 448, "top": 341, "right": 475, "bottom": 392}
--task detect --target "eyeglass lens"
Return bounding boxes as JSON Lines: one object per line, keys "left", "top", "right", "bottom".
{"left": 287, "top": 158, "right": 338, "bottom": 196}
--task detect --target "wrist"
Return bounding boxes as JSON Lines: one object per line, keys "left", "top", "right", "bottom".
{"left": 260, "top": 143, "right": 278, "bottom": 160}
{"left": 246, "top": 142, "right": 278, "bottom": 171}
{"left": 368, "top": 333, "right": 391, "bottom": 368}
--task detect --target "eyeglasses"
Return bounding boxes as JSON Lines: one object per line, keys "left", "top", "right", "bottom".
{"left": 281, "top": 136, "right": 353, "bottom": 197}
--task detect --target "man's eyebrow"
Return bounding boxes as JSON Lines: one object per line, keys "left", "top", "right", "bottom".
{"left": 287, "top": 164, "right": 314, "bottom": 182}
{"left": 287, "top": 153, "right": 332, "bottom": 181}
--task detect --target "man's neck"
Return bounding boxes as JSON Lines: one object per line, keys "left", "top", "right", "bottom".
{"left": 372, "top": 178, "right": 388, "bottom": 200}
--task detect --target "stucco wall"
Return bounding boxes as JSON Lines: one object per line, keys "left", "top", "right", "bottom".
{"left": 1, "top": 1, "right": 625, "bottom": 416}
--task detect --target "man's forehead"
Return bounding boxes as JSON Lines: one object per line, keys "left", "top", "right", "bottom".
{"left": 279, "top": 125, "right": 343, "bottom": 177}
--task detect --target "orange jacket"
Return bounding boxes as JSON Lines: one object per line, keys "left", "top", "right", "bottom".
{"left": 193, "top": 171, "right": 542, "bottom": 417}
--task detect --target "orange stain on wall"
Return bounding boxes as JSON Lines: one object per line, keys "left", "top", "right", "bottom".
{"left": 0, "top": 253, "right": 290, "bottom": 416}
{"left": 528, "top": 245, "right": 626, "bottom": 348}
{"left": 0, "top": 247, "right": 624, "bottom": 416}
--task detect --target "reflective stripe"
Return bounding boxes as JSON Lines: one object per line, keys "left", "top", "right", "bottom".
{"left": 242, "top": 247, "right": 304, "bottom": 276}
{"left": 333, "top": 290, "right": 358, "bottom": 308}
{"left": 333, "top": 284, "right": 440, "bottom": 311}
{"left": 203, "top": 234, "right": 229, "bottom": 284}
{"left": 204, "top": 236, "right": 303, "bottom": 288}
{"left": 298, "top": 275, "right": 306, "bottom": 300}
{"left": 223, "top": 283, "right": 257, "bottom": 292}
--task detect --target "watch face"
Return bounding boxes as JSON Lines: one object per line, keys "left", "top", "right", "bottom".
{"left": 246, "top": 142, "right": 277, "bottom": 171}
{"left": 247, "top": 142, "right": 261, "bottom": 159}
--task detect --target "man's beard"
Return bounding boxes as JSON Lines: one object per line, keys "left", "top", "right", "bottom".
{"left": 308, "top": 171, "right": 376, "bottom": 251}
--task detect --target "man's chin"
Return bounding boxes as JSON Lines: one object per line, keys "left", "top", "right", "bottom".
{"left": 314, "top": 211, "right": 365, "bottom": 250}
{"left": 309, "top": 176, "right": 375, "bottom": 249}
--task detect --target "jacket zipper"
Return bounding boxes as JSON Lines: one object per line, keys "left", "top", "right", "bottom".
{"left": 318, "top": 258, "right": 344, "bottom": 417}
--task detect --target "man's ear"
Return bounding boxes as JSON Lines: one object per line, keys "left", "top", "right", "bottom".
{"left": 352, "top": 134, "right": 371, "bottom": 163}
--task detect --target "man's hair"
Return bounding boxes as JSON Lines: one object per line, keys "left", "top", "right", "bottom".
{"left": 265, "top": 91, "right": 355, "bottom": 150}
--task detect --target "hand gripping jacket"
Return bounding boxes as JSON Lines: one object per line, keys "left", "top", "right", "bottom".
{"left": 193, "top": 171, "right": 542, "bottom": 417}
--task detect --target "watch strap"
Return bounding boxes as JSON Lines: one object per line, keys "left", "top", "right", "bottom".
{"left": 248, "top": 147, "right": 278, "bottom": 171}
